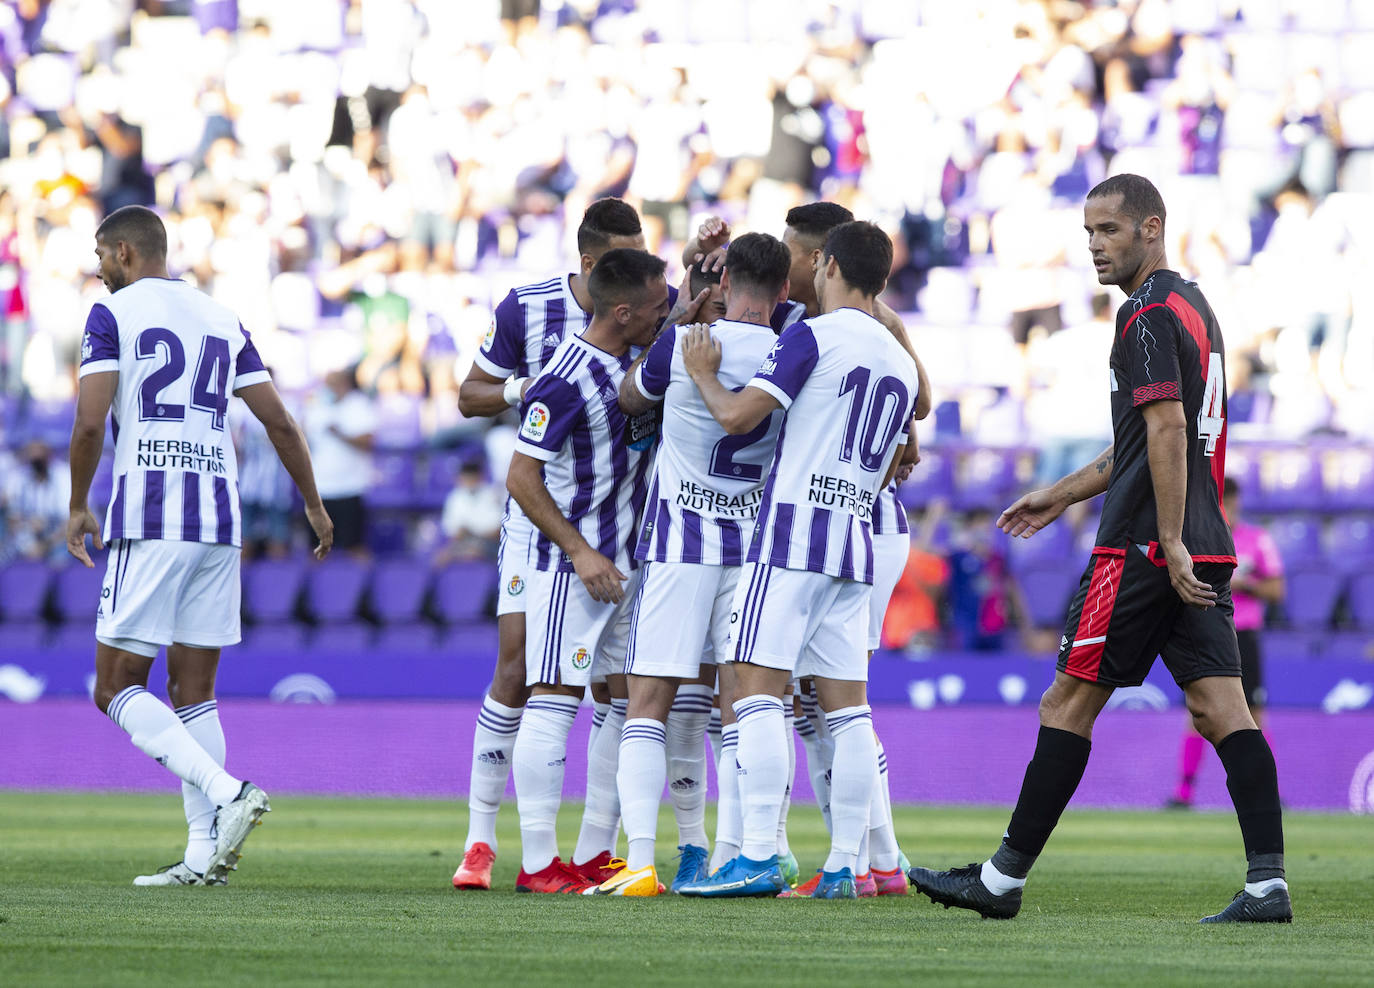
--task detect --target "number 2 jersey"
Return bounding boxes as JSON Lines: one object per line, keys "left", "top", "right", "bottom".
{"left": 633, "top": 319, "right": 783, "bottom": 566}
{"left": 1097, "top": 269, "right": 1235, "bottom": 562}
{"left": 746, "top": 307, "right": 919, "bottom": 583}
{"left": 78, "top": 278, "right": 270, "bottom": 547}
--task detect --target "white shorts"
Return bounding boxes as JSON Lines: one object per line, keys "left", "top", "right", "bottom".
{"left": 625, "top": 561, "right": 736, "bottom": 679}
{"left": 96, "top": 539, "right": 241, "bottom": 657}
{"left": 525, "top": 565, "right": 641, "bottom": 688}
{"left": 496, "top": 518, "right": 533, "bottom": 616}
{"left": 868, "top": 532, "right": 909, "bottom": 651}
{"left": 726, "top": 562, "right": 870, "bottom": 682}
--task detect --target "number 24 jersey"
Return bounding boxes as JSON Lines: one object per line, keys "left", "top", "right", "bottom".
{"left": 79, "top": 278, "right": 270, "bottom": 547}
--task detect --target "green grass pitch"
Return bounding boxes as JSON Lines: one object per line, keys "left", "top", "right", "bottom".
{"left": 2, "top": 792, "right": 1371, "bottom": 986}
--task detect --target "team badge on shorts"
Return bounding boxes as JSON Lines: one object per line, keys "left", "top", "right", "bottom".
{"left": 570, "top": 646, "right": 591, "bottom": 670}
{"left": 507, "top": 575, "right": 525, "bottom": 596}
{"left": 521, "top": 402, "right": 551, "bottom": 442}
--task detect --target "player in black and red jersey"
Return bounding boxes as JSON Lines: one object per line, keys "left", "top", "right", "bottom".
{"left": 907, "top": 174, "right": 1290, "bottom": 924}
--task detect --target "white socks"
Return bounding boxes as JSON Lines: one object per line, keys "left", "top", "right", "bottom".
{"left": 776, "top": 704, "right": 795, "bottom": 857}
{"left": 822, "top": 705, "right": 876, "bottom": 875}
{"left": 798, "top": 690, "right": 834, "bottom": 834}
{"left": 618, "top": 718, "right": 667, "bottom": 871}
{"left": 733, "top": 694, "right": 788, "bottom": 863}
{"left": 574, "top": 697, "right": 625, "bottom": 865}
{"left": 108, "top": 687, "right": 241, "bottom": 808}
{"left": 176, "top": 700, "right": 225, "bottom": 875}
{"left": 666, "top": 684, "right": 712, "bottom": 850}
{"left": 1246, "top": 878, "right": 1289, "bottom": 897}
{"left": 512, "top": 694, "right": 579, "bottom": 874}
{"left": 868, "top": 735, "right": 901, "bottom": 872}
{"left": 709, "top": 723, "right": 742, "bottom": 873}
{"left": 706, "top": 707, "right": 722, "bottom": 763}
{"left": 981, "top": 860, "right": 1026, "bottom": 895}
{"left": 466, "top": 694, "right": 523, "bottom": 853}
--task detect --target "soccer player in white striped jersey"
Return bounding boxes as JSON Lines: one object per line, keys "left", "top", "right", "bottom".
{"left": 504, "top": 249, "right": 668, "bottom": 894}
{"left": 678, "top": 222, "right": 919, "bottom": 900}
{"left": 450, "top": 199, "right": 652, "bottom": 890}
{"left": 590, "top": 234, "right": 793, "bottom": 897}
{"left": 66, "top": 206, "right": 332, "bottom": 886}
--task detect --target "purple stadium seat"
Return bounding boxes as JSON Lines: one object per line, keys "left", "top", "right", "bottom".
{"left": 238, "top": 622, "right": 308, "bottom": 656}
{"left": 0, "top": 622, "right": 47, "bottom": 655}
{"left": 1267, "top": 516, "right": 1322, "bottom": 568}
{"left": 1348, "top": 573, "right": 1374, "bottom": 631}
{"left": 1324, "top": 448, "right": 1374, "bottom": 511}
{"left": 373, "top": 395, "right": 423, "bottom": 448}
{"left": 364, "top": 450, "right": 416, "bottom": 510}
{"left": 1223, "top": 449, "right": 1260, "bottom": 501}
{"left": 52, "top": 565, "right": 103, "bottom": 623}
{"left": 1324, "top": 516, "right": 1374, "bottom": 574}
{"left": 49, "top": 621, "right": 98, "bottom": 661}
{"left": 310, "top": 622, "right": 374, "bottom": 655}
{"left": 1006, "top": 522, "right": 1074, "bottom": 570}
{"left": 1012, "top": 559, "right": 1081, "bottom": 628}
{"left": 432, "top": 562, "right": 497, "bottom": 624}
{"left": 439, "top": 622, "right": 499, "bottom": 658}
{"left": 242, "top": 558, "right": 307, "bottom": 623}
{"left": 896, "top": 448, "right": 954, "bottom": 509}
{"left": 1282, "top": 564, "right": 1345, "bottom": 629}
{"left": 1259, "top": 630, "right": 1322, "bottom": 660}
{"left": 1322, "top": 631, "right": 1373, "bottom": 661}
{"left": 1254, "top": 449, "right": 1323, "bottom": 513}
{"left": 0, "top": 561, "right": 54, "bottom": 622}
{"left": 954, "top": 447, "right": 1022, "bottom": 512}
{"left": 305, "top": 557, "right": 371, "bottom": 623}
{"left": 375, "top": 624, "right": 439, "bottom": 654}
{"left": 370, "top": 559, "right": 432, "bottom": 624}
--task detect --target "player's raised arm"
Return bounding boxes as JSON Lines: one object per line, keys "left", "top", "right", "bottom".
{"left": 681, "top": 215, "right": 730, "bottom": 270}
{"left": 681, "top": 324, "right": 779, "bottom": 435}
{"left": 619, "top": 321, "right": 677, "bottom": 416}
{"left": 238, "top": 380, "right": 333, "bottom": 560}
{"left": 506, "top": 451, "right": 625, "bottom": 603}
{"left": 66, "top": 370, "right": 117, "bottom": 567}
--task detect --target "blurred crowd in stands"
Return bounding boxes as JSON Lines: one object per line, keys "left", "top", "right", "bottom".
{"left": 1, "top": 0, "right": 1372, "bottom": 652}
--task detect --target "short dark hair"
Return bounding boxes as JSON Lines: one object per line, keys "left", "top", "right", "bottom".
{"left": 820, "top": 221, "right": 892, "bottom": 298}
{"left": 577, "top": 198, "right": 642, "bottom": 255}
{"left": 785, "top": 202, "right": 855, "bottom": 247}
{"left": 723, "top": 232, "right": 791, "bottom": 297}
{"left": 688, "top": 259, "right": 722, "bottom": 299}
{"left": 1086, "top": 173, "right": 1167, "bottom": 231}
{"left": 587, "top": 248, "right": 666, "bottom": 312}
{"left": 95, "top": 205, "right": 168, "bottom": 259}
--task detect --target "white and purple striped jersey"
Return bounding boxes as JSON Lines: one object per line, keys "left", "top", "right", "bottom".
{"left": 747, "top": 308, "right": 919, "bottom": 583}
{"left": 871, "top": 485, "right": 909, "bottom": 536}
{"left": 475, "top": 274, "right": 591, "bottom": 382}
{"left": 78, "top": 278, "right": 270, "bottom": 547}
{"left": 634, "top": 319, "right": 783, "bottom": 566}
{"left": 514, "top": 335, "right": 657, "bottom": 573}
{"left": 771, "top": 299, "right": 806, "bottom": 333}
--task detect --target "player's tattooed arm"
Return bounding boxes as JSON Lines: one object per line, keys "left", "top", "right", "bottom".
{"left": 680, "top": 324, "right": 780, "bottom": 435}
{"left": 618, "top": 350, "right": 657, "bottom": 416}
{"left": 66, "top": 370, "right": 117, "bottom": 567}
{"left": 507, "top": 452, "right": 626, "bottom": 603}
{"left": 997, "top": 444, "right": 1114, "bottom": 540}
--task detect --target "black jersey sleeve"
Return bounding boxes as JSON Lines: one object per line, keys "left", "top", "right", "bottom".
{"left": 1118, "top": 301, "right": 1183, "bottom": 407}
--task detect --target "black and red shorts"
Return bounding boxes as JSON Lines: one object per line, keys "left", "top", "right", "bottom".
{"left": 1056, "top": 543, "right": 1240, "bottom": 688}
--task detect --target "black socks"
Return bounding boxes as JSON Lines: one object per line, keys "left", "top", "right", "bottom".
{"left": 1216, "top": 728, "right": 1285, "bottom": 882}
{"left": 996, "top": 726, "right": 1093, "bottom": 876}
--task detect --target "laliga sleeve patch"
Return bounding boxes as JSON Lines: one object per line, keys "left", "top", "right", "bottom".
{"left": 520, "top": 401, "right": 551, "bottom": 442}
{"left": 481, "top": 318, "right": 496, "bottom": 352}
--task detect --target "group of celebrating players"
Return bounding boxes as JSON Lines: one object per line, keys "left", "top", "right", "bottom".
{"left": 70, "top": 173, "right": 1293, "bottom": 922}
{"left": 450, "top": 197, "right": 926, "bottom": 899}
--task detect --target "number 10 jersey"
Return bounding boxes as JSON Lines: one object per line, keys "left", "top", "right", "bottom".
{"left": 634, "top": 319, "right": 783, "bottom": 567}
{"left": 79, "top": 278, "right": 270, "bottom": 547}
{"left": 746, "top": 308, "right": 918, "bottom": 584}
